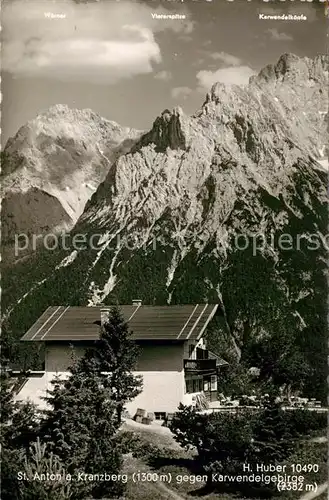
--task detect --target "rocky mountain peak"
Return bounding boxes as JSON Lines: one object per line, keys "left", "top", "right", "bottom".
{"left": 199, "top": 54, "right": 328, "bottom": 167}
{"left": 251, "top": 53, "right": 329, "bottom": 85}
{"left": 205, "top": 81, "right": 233, "bottom": 104}
{"left": 275, "top": 52, "right": 305, "bottom": 76}
{"left": 202, "top": 82, "right": 246, "bottom": 119}
{"left": 2, "top": 105, "right": 142, "bottom": 263}
{"left": 135, "top": 106, "right": 189, "bottom": 152}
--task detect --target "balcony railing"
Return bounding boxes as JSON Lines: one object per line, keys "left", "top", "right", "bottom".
{"left": 184, "top": 359, "right": 217, "bottom": 372}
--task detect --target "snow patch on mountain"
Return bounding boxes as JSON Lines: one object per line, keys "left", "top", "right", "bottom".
{"left": 316, "top": 159, "right": 329, "bottom": 172}
{"left": 55, "top": 250, "right": 78, "bottom": 270}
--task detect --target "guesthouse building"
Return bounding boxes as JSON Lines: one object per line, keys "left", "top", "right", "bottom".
{"left": 16, "top": 303, "right": 228, "bottom": 417}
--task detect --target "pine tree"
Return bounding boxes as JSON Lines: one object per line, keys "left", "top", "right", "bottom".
{"left": 252, "top": 393, "right": 295, "bottom": 463}
{"left": 40, "top": 348, "right": 123, "bottom": 497}
{"left": 85, "top": 305, "right": 143, "bottom": 423}
{"left": 43, "top": 356, "right": 113, "bottom": 461}
{"left": 41, "top": 365, "right": 120, "bottom": 456}
{"left": 20, "top": 438, "right": 74, "bottom": 500}
{"left": 40, "top": 306, "right": 142, "bottom": 498}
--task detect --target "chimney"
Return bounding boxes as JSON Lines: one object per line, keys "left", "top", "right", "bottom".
{"left": 132, "top": 299, "right": 142, "bottom": 307}
{"left": 100, "top": 306, "right": 111, "bottom": 325}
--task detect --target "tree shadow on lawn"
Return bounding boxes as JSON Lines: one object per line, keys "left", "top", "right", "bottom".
{"left": 147, "top": 454, "right": 201, "bottom": 475}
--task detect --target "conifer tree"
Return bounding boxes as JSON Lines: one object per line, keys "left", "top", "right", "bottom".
{"left": 20, "top": 438, "right": 74, "bottom": 500}
{"left": 0, "top": 347, "right": 39, "bottom": 500}
{"left": 41, "top": 364, "right": 123, "bottom": 499}
{"left": 252, "top": 393, "right": 295, "bottom": 463}
{"left": 86, "top": 305, "right": 143, "bottom": 423}
{"left": 40, "top": 306, "right": 142, "bottom": 498}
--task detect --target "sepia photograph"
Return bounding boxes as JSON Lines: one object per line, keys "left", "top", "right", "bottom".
{"left": 1, "top": 0, "right": 328, "bottom": 499}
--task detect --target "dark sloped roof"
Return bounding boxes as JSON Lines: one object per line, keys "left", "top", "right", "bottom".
{"left": 21, "top": 304, "right": 218, "bottom": 342}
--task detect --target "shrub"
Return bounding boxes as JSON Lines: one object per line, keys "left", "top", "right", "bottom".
{"left": 0, "top": 362, "right": 40, "bottom": 500}
{"left": 170, "top": 398, "right": 319, "bottom": 495}
{"left": 169, "top": 404, "right": 208, "bottom": 456}
{"left": 170, "top": 405, "right": 255, "bottom": 468}
{"left": 284, "top": 409, "right": 327, "bottom": 437}
{"left": 1, "top": 447, "right": 23, "bottom": 500}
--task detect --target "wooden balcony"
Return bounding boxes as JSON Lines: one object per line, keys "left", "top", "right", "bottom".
{"left": 184, "top": 359, "right": 217, "bottom": 373}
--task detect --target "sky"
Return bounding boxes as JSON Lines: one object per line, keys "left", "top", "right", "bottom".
{"left": 1, "top": 0, "right": 327, "bottom": 144}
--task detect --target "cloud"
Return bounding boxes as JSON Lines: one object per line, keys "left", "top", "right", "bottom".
{"left": 179, "top": 34, "right": 193, "bottom": 43}
{"left": 178, "top": 20, "right": 195, "bottom": 35}
{"left": 197, "top": 66, "right": 255, "bottom": 90}
{"left": 266, "top": 28, "right": 293, "bottom": 42}
{"left": 191, "top": 57, "right": 205, "bottom": 67}
{"left": 171, "top": 86, "right": 192, "bottom": 100}
{"left": 2, "top": 0, "right": 194, "bottom": 84}
{"left": 209, "top": 52, "right": 242, "bottom": 66}
{"left": 154, "top": 70, "right": 172, "bottom": 81}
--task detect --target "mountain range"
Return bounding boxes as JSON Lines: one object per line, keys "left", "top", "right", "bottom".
{"left": 1, "top": 105, "right": 142, "bottom": 263}
{"left": 2, "top": 53, "right": 328, "bottom": 401}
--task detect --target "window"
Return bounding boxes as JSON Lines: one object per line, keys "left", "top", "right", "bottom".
{"left": 186, "top": 377, "right": 203, "bottom": 393}
{"left": 192, "top": 378, "right": 203, "bottom": 393}
{"left": 203, "top": 377, "right": 210, "bottom": 392}
{"left": 154, "top": 412, "right": 166, "bottom": 420}
{"left": 196, "top": 347, "right": 209, "bottom": 359}
{"left": 210, "top": 375, "right": 218, "bottom": 392}
{"left": 196, "top": 347, "right": 203, "bottom": 359}
{"left": 188, "top": 344, "right": 195, "bottom": 358}
{"left": 186, "top": 379, "right": 193, "bottom": 393}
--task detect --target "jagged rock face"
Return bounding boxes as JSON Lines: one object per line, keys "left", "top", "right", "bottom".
{"left": 249, "top": 54, "right": 329, "bottom": 164}
{"left": 3, "top": 54, "right": 328, "bottom": 400}
{"left": 1, "top": 104, "right": 142, "bottom": 262}
{"left": 135, "top": 107, "right": 188, "bottom": 152}
{"left": 252, "top": 53, "right": 327, "bottom": 84}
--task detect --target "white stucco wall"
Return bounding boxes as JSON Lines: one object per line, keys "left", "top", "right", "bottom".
{"left": 125, "top": 370, "right": 184, "bottom": 415}
{"left": 14, "top": 372, "right": 70, "bottom": 410}
{"left": 127, "top": 344, "right": 185, "bottom": 414}
{"left": 18, "top": 343, "right": 185, "bottom": 414}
